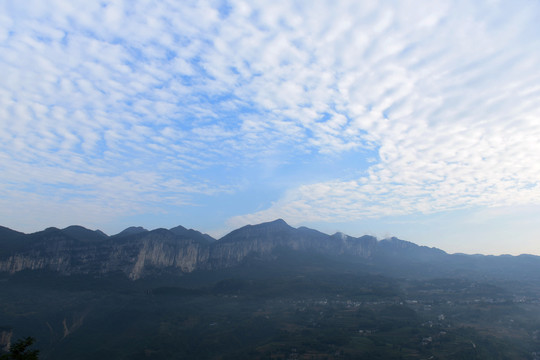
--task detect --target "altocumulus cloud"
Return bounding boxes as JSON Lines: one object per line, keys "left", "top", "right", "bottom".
{"left": 1, "top": 0, "right": 540, "bottom": 234}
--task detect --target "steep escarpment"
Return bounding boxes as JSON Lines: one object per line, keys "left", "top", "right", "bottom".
{"left": 116, "top": 229, "right": 210, "bottom": 280}
{"left": 0, "top": 228, "right": 77, "bottom": 274}
{"left": 206, "top": 220, "right": 379, "bottom": 269}
{"left": 0, "top": 219, "right": 438, "bottom": 280}
{"left": 0, "top": 227, "right": 214, "bottom": 280}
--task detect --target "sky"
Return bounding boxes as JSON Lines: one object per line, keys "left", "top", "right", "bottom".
{"left": 1, "top": 0, "right": 540, "bottom": 255}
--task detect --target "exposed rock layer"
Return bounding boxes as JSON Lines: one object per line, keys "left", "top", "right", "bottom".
{"left": 0, "top": 220, "right": 384, "bottom": 279}
{"left": 2, "top": 220, "right": 540, "bottom": 282}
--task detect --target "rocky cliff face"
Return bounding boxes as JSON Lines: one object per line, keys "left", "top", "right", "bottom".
{"left": 204, "top": 219, "right": 379, "bottom": 270}
{"left": 0, "top": 227, "right": 212, "bottom": 280}
{"left": 0, "top": 329, "right": 13, "bottom": 352}
{"left": 120, "top": 230, "right": 210, "bottom": 280}
{"left": 0, "top": 219, "right": 418, "bottom": 280}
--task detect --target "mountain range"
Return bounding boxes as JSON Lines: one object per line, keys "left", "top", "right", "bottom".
{"left": 3, "top": 219, "right": 540, "bottom": 359}
{"left": 1, "top": 219, "right": 539, "bottom": 281}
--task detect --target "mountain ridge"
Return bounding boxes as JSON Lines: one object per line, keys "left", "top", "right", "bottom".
{"left": 1, "top": 219, "right": 539, "bottom": 281}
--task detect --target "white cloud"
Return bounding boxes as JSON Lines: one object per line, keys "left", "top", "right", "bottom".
{"left": 226, "top": 0, "right": 540, "bottom": 227}
{"left": 1, "top": 0, "right": 540, "bottom": 235}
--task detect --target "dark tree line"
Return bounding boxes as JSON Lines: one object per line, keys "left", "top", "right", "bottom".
{"left": 1, "top": 337, "right": 39, "bottom": 360}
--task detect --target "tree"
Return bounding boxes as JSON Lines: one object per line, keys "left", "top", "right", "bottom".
{"left": 0, "top": 337, "right": 39, "bottom": 360}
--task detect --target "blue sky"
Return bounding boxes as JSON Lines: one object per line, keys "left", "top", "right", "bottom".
{"left": 1, "top": 0, "right": 540, "bottom": 255}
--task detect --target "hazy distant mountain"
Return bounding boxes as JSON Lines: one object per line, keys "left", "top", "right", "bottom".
{"left": 1, "top": 219, "right": 539, "bottom": 281}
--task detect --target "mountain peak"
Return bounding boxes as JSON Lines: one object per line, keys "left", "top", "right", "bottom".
{"left": 246, "top": 218, "right": 295, "bottom": 233}
{"left": 270, "top": 218, "right": 288, "bottom": 225}
{"left": 169, "top": 225, "right": 215, "bottom": 244}
{"left": 219, "top": 219, "right": 293, "bottom": 242}
{"left": 114, "top": 226, "right": 149, "bottom": 238}
{"left": 256, "top": 218, "right": 292, "bottom": 230}
{"left": 169, "top": 225, "right": 187, "bottom": 233}
{"left": 332, "top": 232, "right": 348, "bottom": 240}
{"left": 62, "top": 225, "right": 108, "bottom": 242}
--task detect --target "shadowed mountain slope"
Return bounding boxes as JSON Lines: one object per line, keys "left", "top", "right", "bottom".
{"left": 1, "top": 220, "right": 539, "bottom": 281}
